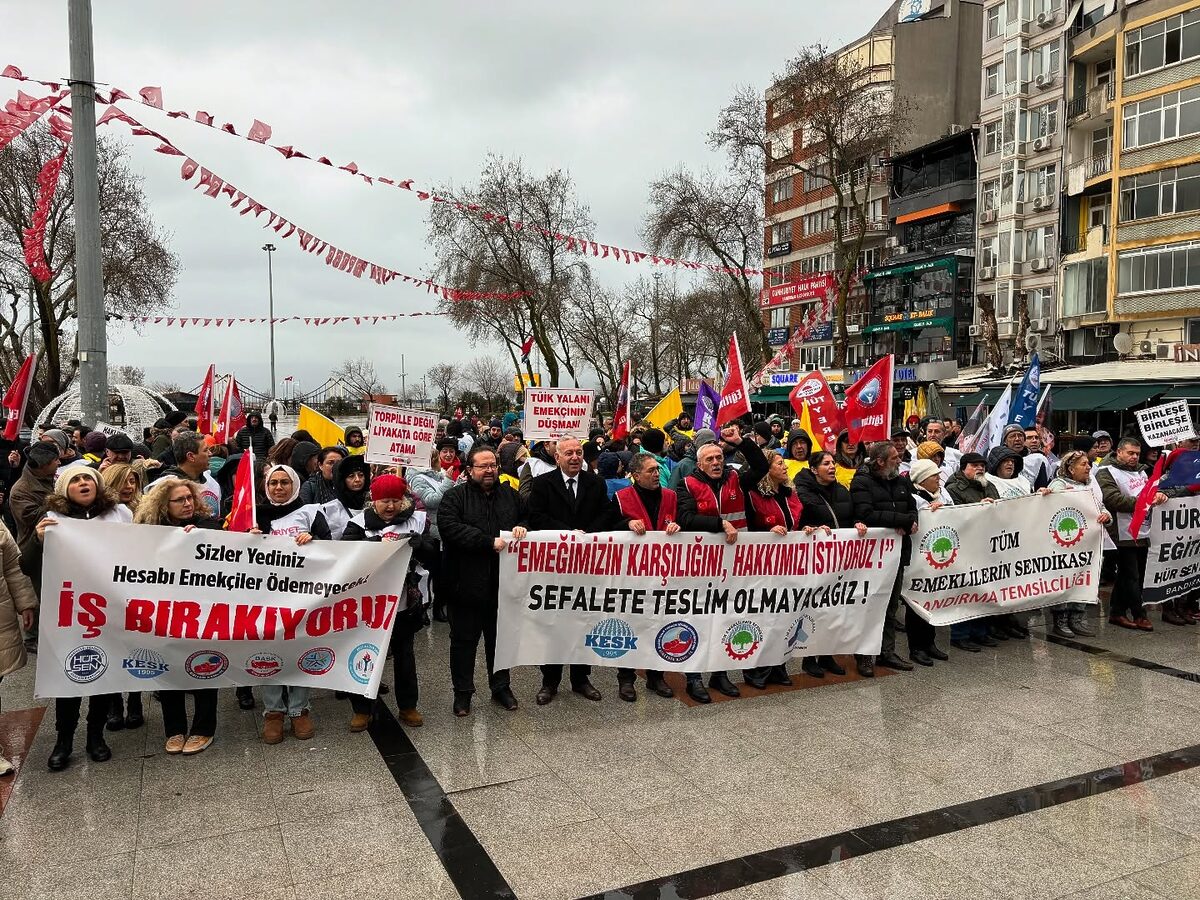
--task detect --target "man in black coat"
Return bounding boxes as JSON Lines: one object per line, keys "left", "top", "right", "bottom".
{"left": 527, "top": 437, "right": 608, "bottom": 705}
{"left": 437, "top": 445, "right": 528, "bottom": 717}
{"left": 849, "top": 441, "right": 936, "bottom": 677}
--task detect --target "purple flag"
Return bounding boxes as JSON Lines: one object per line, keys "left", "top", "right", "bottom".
{"left": 694, "top": 382, "right": 721, "bottom": 432}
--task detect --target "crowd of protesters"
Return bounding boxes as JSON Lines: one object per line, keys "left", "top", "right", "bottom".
{"left": 0, "top": 403, "right": 1195, "bottom": 776}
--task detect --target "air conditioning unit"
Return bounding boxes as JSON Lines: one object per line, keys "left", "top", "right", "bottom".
{"left": 949, "top": 124, "right": 966, "bottom": 135}
{"left": 1013, "top": 200, "right": 1026, "bottom": 216}
{"left": 1029, "top": 317, "right": 1049, "bottom": 333}
{"left": 1157, "top": 343, "right": 1172, "bottom": 359}
{"left": 1034, "top": 73, "right": 1055, "bottom": 89}
{"left": 979, "top": 266, "right": 996, "bottom": 280}
{"left": 885, "top": 236, "right": 900, "bottom": 248}
{"left": 1139, "top": 340, "right": 1154, "bottom": 355}
{"left": 968, "top": 324, "right": 984, "bottom": 337}
{"left": 1030, "top": 257, "right": 1052, "bottom": 272}
{"left": 1095, "top": 324, "right": 1114, "bottom": 338}
{"left": 1033, "top": 195, "right": 1053, "bottom": 211}
{"left": 1032, "top": 136, "right": 1051, "bottom": 152}
{"left": 892, "top": 245, "right": 909, "bottom": 256}
{"left": 1036, "top": 11, "right": 1057, "bottom": 27}
{"left": 980, "top": 209, "right": 998, "bottom": 224}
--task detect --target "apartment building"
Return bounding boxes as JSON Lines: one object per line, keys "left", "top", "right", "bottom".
{"left": 975, "top": 0, "right": 1070, "bottom": 359}
{"left": 1060, "top": 0, "right": 1200, "bottom": 367}
{"left": 760, "top": 0, "right": 982, "bottom": 399}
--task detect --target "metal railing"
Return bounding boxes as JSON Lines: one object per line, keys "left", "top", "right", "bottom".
{"left": 1067, "top": 81, "right": 1116, "bottom": 120}
{"left": 1061, "top": 225, "right": 1107, "bottom": 255}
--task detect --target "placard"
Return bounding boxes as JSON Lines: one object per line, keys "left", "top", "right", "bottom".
{"left": 1143, "top": 495, "right": 1200, "bottom": 604}
{"left": 364, "top": 403, "right": 438, "bottom": 468}
{"left": 522, "top": 388, "right": 595, "bottom": 442}
{"left": 1136, "top": 400, "right": 1197, "bottom": 448}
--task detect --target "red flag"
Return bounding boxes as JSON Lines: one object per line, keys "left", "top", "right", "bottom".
{"left": 246, "top": 119, "right": 272, "bottom": 143}
{"left": 788, "top": 369, "right": 843, "bottom": 451}
{"left": 138, "top": 85, "right": 163, "bottom": 109}
{"left": 212, "top": 375, "right": 246, "bottom": 445}
{"left": 2, "top": 353, "right": 37, "bottom": 441}
{"left": 225, "top": 443, "right": 257, "bottom": 532}
{"left": 194, "top": 364, "right": 216, "bottom": 435}
{"left": 843, "top": 355, "right": 893, "bottom": 446}
{"left": 1128, "top": 449, "right": 1177, "bottom": 542}
{"left": 611, "top": 360, "right": 632, "bottom": 440}
{"left": 716, "top": 334, "right": 750, "bottom": 426}
{"left": 520, "top": 334, "right": 535, "bottom": 360}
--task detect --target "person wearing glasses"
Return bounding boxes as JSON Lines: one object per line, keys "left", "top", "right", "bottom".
{"left": 437, "top": 446, "right": 528, "bottom": 717}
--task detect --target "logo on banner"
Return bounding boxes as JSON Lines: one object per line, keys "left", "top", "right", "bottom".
{"left": 65, "top": 645, "right": 107, "bottom": 683}
{"left": 584, "top": 618, "right": 638, "bottom": 659}
{"left": 298, "top": 647, "right": 336, "bottom": 675}
{"left": 348, "top": 643, "right": 380, "bottom": 685}
{"left": 722, "top": 620, "right": 763, "bottom": 661}
{"left": 185, "top": 650, "right": 229, "bottom": 680}
{"left": 785, "top": 616, "right": 816, "bottom": 654}
{"left": 654, "top": 621, "right": 699, "bottom": 663}
{"left": 919, "top": 525, "right": 960, "bottom": 569}
{"left": 858, "top": 377, "right": 882, "bottom": 409}
{"left": 1049, "top": 508, "right": 1087, "bottom": 548}
{"left": 122, "top": 648, "right": 168, "bottom": 680}
{"left": 244, "top": 652, "right": 284, "bottom": 678}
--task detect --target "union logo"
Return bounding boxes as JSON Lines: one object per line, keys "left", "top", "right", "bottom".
{"left": 920, "top": 525, "right": 960, "bottom": 569}
{"left": 722, "top": 620, "right": 763, "bottom": 661}
{"left": 1050, "top": 508, "right": 1087, "bottom": 548}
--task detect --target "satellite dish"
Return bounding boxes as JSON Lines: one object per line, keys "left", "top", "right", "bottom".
{"left": 1025, "top": 333, "right": 1041, "bottom": 352}
{"left": 1113, "top": 332, "right": 1134, "bottom": 355}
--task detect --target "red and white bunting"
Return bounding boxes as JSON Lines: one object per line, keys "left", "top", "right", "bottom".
{"left": 129, "top": 313, "right": 446, "bottom": 327}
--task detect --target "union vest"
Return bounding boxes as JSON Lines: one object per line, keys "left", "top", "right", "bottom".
{"left": 684, "top": 470, "right": 747, "bottom": 531}
{"left": 746, "top": 489, "right": 802, "bottom": 531}
{"left": 615, "top": 485, "right": 677, "bottom": 530}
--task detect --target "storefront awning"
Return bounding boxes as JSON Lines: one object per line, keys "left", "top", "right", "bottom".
{"left": 749, "top": 386, "right": 792, "bottom": 403}
{"left": 1162, "top": 385, "right": 1200, "bottom": 401}
{"left": 864, "top": 257, "right": 957, "bottom": 280}
{"left": 863, "top": 315, "right": 954, "bottom": 335}
{"left": 1048, "top": 383, "right": 1169, "bottom": 411}
{"left": 953, "top": 387, "right": 1002, "bottom": 408}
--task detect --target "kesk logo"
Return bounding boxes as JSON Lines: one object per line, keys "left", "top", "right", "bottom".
{"left": 785, "top": 615, "right": 816, "bottom": 655}
{"left": 122, "top": 648, "right": 168, "bottom": 680}
{"left": 584, "top": 618, "right": 637, "bottom": 659}
{"left": 654, "top": 621, "right": 699, "bottom": 663}
{"left": 722, "top": 620, "right": 763, "bottom": 661}
{"left": 919, "top": 525, "right": 960, "bottom": 569}
{"left": 65, "top": 645, "right": 107, "bottom": 683}
{"left": 244, "top": 652, "right": 283, "bottom": 678}
{"left": 185, "top": 650, "right": 229, "bottom": 680}
{"left": 1049, "top": 507, "right": 1087, "bottom": 548}
{"left": 858, "top": 377, "right": 882, "bottom": 408}
{"left": 348, "top": 642, "right": 380, "bottom": 685}
{"left": 297, "top": 647, "right": 336, "bottom": 675}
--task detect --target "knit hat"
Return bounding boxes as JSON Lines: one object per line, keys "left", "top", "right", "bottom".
{"left": 693, "top": 428, "right": 717, "bottom": 448}
{"left": 153, "top": 418, "right": 169, "bottom": 430}
{"left": 165, "top": 410, "right": 188, "bottom": 427}
{"left": 489, "top": 419, "right": 502, "bottom": 429}
{"left": 1002, "top": 424, "right": 1025, "bottom": 440}
{"left": 43, "top": 429, "right": 70, "bottom": 451}
{"left": 106, "top": 432, "right": 133, "bottom": 452}
{"left": 83, "top": 432, "right": 107, "bottom": 455}
{"left": 916, "top": 441, "right": 944, "bottom": 460}
{"left": 959, "top": 452, "right": 987, "bottom": 468}
{"left": 753, "top": 421, "right": 772, "bottom": 440}
{"left": 54, "top": 464, "right": 102, "bottom": 498}
{"left": 641, "top": 428, "right": 666, "bottom": 455}
{"left": 371, "top": 473, "right": 408, "bottom": 501}
{"left": 909, "top": 459, "right": 941, "bottom": 486}
{"left": 436, "top": 437, "right": 459, "bottom": 453}
{"left": 596, "top": 452, "right": 622, "bottom": 480}
{"left": 27, "top": 442, "right": 60, "bottom": 468}
{"left": 1092, "top": 430, "right": 1112, "bottom": 441}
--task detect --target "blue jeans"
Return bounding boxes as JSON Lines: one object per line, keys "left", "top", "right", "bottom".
{"left": 261, "top": 686, "right": 310, "bottom": 716}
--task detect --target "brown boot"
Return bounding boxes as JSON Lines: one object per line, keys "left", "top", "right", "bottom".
{"left": 262, "top": 711, "right": 285, "bottom": 745}
{"left": 290, "top": 711, "right": 314, "bottom": 740}
{"left": 397, "top": 708, "right": 424, "bottom": 727}
{"left": 349, "top": 712, "right": 371, "bottom": 733}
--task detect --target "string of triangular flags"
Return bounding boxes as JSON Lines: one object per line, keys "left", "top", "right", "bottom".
{"left": 1, "top": 64, "right": 766, "bottom": 279}
{"left": 127, "top": 312, "right": 447, "bottom": 327}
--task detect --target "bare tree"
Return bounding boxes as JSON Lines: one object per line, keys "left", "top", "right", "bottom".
{"left": 428, "top": 155, "right": 592, "bottom": 387}
{"left": 331, "top": 356, "right": 387, "bottom": 399}
{"left": 462, "top": 356, "right": 512, "bottom": 414}
{"left": 565, "top": 275, "right": 646, "bottom": 409}
{"left": 109, "top": 363, "right": 145, "bottom": 385}
{"left": 147, "top": 379, "right": 181, "bottom": 395}
{"left": 0, "top": 126, "right": 179, "bottom": 414}
{"left": 712, "top": 45, "right": 908, "bottom": 368}
{"left": 976, "top": 295, "right": 1005, "bottom": 370}
{"left": 425, "top": 363, "right": 461, "bottom": 413}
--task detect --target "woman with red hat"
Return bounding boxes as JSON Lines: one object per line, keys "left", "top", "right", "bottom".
{"left": 341, "top": 473, "right": 429, "bottom": 731}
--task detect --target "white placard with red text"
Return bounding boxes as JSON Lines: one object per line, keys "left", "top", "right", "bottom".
{"left": 364, "top": 403, "right": 438, "bottom": 468}
{"left": 523, "top": 388, "right": 595, "bottom": 442}
{"left": 1136, "top": 401, "right": 1197, "bottom": 448}
{"left": 35, "top": 520, "right": 411, "bottom": 698}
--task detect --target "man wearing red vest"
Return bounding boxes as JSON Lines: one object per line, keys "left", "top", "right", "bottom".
{"left": 611, "top": 453, "right": 682, "bottom": 701}
{"left": 675, "top": 423, "right": 770, "bottom": 704}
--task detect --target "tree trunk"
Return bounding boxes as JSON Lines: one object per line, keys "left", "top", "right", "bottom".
{"left": 977, "top": 294, "right": 1004, "bottom": 370}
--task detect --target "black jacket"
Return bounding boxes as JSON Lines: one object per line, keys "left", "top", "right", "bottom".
{"left": 235, "top": 416, "right": 276, "bottom": 456}
{"left": 437, "top": 479, "right": 527, "bottom": 605}
{"left": 850, "top": 465, "right": 918, "bottom": 566}
{"left": 300, "top": 472, "right": 338, "bottom": 505}
{"left": 793, "top": 467, "right": 855, "bottom": 529}
{"left": 528, "top": 468, "right": 609, "bottom": 533}
{"left": 675, "top": 438, "right": 769, "bottom": 533}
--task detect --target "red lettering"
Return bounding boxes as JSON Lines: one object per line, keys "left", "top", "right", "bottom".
{"left": 155, "top": 599, "right": 171, "bottom": 637}
{"left": 200, "top": 603, "right": 230, "bottom": 641}
{"left": 169, "top": 601, "right": 201, "bottom": 640}
{"left": 263, "top": 606, "right": 277, "bottom": 640}
{"left": 382, "top": 595, "right": 400, "bottom": 630}
{"left": 331, "top": 597, "right": 357, "bottom": 633}
{"left": 58, "top": 582, "right": 73, "bottom": 628}
{"left": 126, "top": 599, "right": 155, "bottom": 634}
{"left": 232, "top": 605, "right": 262, "bottom": 640}
{"left": 306, "top": 606, "right": 331, "bottom": 637}
{"left": 278, "top": 606, "right": 305, "bottom": 640}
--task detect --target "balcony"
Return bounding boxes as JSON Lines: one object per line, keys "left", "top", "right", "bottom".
{"left": 1066, "top": 81, "right": 1115, "bottom": 122}
{"left": 839, "top": 218, "right": 889, "bottom": 239}
{"left": 1061, "top": 224, "right": 1107, "bottom": 256}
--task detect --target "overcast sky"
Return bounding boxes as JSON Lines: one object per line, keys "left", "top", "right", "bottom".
{"left": 8, "top": 1, "right": 888, "bottom": 398}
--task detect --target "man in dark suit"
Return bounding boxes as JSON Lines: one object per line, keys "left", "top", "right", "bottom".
{"left": 528, "top": 436, "right": 607, "bottom": 705}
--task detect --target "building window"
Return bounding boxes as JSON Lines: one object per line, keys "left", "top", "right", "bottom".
{"left": 770, "top": 307, "right": 788, "bottom": 329}
{"left": 802, "top": 209, "right": 833, "bottom": 236}
{"left": 1027, "top": 164, "right": 1057, "bottom": 199}
{"left": 1122, "top": 86, "right": 1200, "bottom": 150}
{"left": 980, "top": 235, "right": 1000, "bottom": 267}
{"left": 800, "top": 253, "right": 834, "bottom": 274}
{"left": 984, "top": 121, "right": 1001, "bottom": 154}
{"left": 1126, "top": 11, "right": 1200, "bottom": 78}
{"left": 1094, "top": 58, "right": 1114, "bottom": 88}
{"left": 1030, "top": 39, "right": 1061, "bottom": 80}
{"left": 985, "top": 63, "right": 1001, "bottom": 98}
{"left": 1025, "top": 225, "right": 1055, "bottom": 261}
{"left": 771, "top": 176, "right": 795, "bottom": 204}
{"left": 1025, "top": 287, "right": 1053, "bottom": 320}
{"left": 1120, "top": 163, "right": 1200, "bottom": 221}
{"left": 1091, "top": 126, "right": 1112, "bottom": 161}
{"left": 1089, "top": 195, "right": 1110, "bottom": 230}
{"left": 982, "top": 178, "right": 1000, "bottom": 210}
{"left": 987, "top": 4, "right": 1002, "bottom": 39}
{"left": 1118, "top": 240, "right": 1200, "bottom": 294}
{"left": 859, "top": 246, "right": 882, "bottom": 270}
{"left": 767, "top": 264, "right": 788, "bottom": 286}
{"left": 803, "top": 168, "right": 825, "bottom": 193}
{"left": 1062, "top": 258, "right": 1108, "bottom": 316}
{"left": 1189, "top": 318, "right": 1200, "bottom": 342}
{"left": 1030, "top": 101, "right": 1058, "bottom": 138}
{"left": 770, "top": 222, "right": 791, "bottom": 244}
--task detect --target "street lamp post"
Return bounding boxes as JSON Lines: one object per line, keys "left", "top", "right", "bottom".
{"left": 262, "top": 243, "right": 277, "bottom": 399}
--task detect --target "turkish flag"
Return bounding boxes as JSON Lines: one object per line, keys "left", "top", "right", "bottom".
{"left": 611, "top": 360, "right": 632, "bottom": 440}
{"left": 2, "top": 353, "right": 37, "bottom": 441}
{"left": 716, "top": 334, "right": 751, "bottom": 426}
{"left": 194, "top": 364, "right": 216, "bottom": 435}
{"left": 138, "top": 86, "right": 163, "bottom": 109}
{"left": 247, "top": 119, "right": 272, "bottom": 143}
{"left": 842, "top": 355, "right": 893, "bottom": 446}
{"left": 225, "top": 444, "right": 257, "bottom": 533}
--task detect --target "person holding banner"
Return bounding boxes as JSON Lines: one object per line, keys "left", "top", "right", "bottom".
{"left": 408, "top": 451, "right": 456, "bottom": 623}
{"left": 1045, "top": 451, "right": 1112, "bottom": 637}
{"left": 254, "top": 466, "right": 332, "bottom": 542}
{"left": 319, "top": 455, "right": 371, "bottom": 541}
{"left": 33, "top": 466, "right": 133, "bottom": 771}
{"left": 676, "top": 424, "right": 770, "bottom": 703}
{"left": 528, "top": 438, "right": 608, "bottom": 705}
{"left": 438, "top": 446, "right": 528, "bottom": 718}
{"left": 610, "top": 452, "right": 680, "bottom": 701}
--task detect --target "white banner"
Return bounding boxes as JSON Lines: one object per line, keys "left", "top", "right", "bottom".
{"left": 522, "top": 388, "right": 595, "bottom": 442}
{"left": 904, "top": 492, "right": 1104, "bottom": 625}
{"left": 1136, "top": 400, "right": 1197, "bottom": 448}
{"left": 1144, "top": 495, "right": 1200, "bottom": 605}
{"left": 364, "top": 403, "right": 438, "bottom": 468}
{"left": 494, "top": 529, "right": 901, "bottom": 671}
{"left": 36, "top": 520, "right": 412, "bottom": 698}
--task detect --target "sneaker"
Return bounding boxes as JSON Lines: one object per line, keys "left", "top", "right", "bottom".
{"left": 262, "top": 711, "right": 286, "bottom": 745}
{"left": 0, "top": 753, "right": 14, "bottom": 775}
{"left": 291, "top": 711, "right": 314, "bottom": 740}
{"left": 164, "top": 734, "right": 187, "bottom": 754}
{"left": 1067, "top": 614, "right": 1095, "bottom": 637}
{"left": 181, "top": 735, "right": 213, "bottom": 755}
{"left": 397, "top": 708, "right": 424, "bottom": 728}
{"left": 349, "top": 712, "right": 372, "bottom": 732}
{"left": 1052, "top": 620, "right": 1076, "bottom": 638}
{"left": 1134, "top": 617, "right": 1155, "bottom": 632}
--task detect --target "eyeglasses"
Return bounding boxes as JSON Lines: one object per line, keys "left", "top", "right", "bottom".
{"left": 472, "top": 463, "right": 499, "bottom": 470}
{"left": 168, "top": 497, "right": 194, "bottom": 505}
